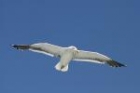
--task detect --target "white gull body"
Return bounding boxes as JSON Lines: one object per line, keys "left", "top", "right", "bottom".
{"left": 12, "top": 42, "right": 126, "bottom": 72}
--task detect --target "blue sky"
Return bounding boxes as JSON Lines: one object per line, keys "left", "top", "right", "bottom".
{"left": 1, "top": 0, "right": 140, "bottom": 93}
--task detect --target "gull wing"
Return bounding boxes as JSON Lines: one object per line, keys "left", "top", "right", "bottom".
{"left": 29, "top": 43, "right": 65, "bottom": 57}
{"left": 74, "top": 50, "right": 110, "bottom": 63}
{"left": 73, "top": 50, "right": 126, "bottom": 67}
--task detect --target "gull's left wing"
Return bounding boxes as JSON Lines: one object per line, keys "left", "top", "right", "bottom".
{"left": 73, "top": 50, "right": 126, "bottom": 67}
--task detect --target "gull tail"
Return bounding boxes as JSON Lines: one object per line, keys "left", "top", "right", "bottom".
{"left": 12, "top": 44, "right": 30, "bottom": 50}
{"left": 107, "top": 60, "right": 127, "bottom": 67}
{"left": 55, "top": 62, "right": 69, "bottom": 72}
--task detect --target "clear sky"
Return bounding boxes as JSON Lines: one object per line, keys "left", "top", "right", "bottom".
{"left": 1, "top": 0, "right": 140, "bottom": 93}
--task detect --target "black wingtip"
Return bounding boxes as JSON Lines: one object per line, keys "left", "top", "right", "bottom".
{"left": 12, "top": 44, "right": 19, "bottom": 49}
{"left": 12, "top": 44, "right": 30, "bottom": 50}
{"left": 107, "top": 60, "right": 127, "bottom": 67}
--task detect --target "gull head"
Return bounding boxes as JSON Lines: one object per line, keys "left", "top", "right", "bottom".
{"left": 68, "top": 46, "right": 77, "bottom": 50}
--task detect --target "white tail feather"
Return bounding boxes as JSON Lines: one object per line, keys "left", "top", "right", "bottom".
{"left": 55, "top": 62, "right": 69, "bottom": 72}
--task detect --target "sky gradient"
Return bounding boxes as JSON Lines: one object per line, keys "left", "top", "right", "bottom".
{"left": 1, "top": 0, "right": 140, "bottom": 93}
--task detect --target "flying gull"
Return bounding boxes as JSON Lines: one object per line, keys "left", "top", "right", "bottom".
{"left": 12, "top": 42, "right": 126, "bottom": 72}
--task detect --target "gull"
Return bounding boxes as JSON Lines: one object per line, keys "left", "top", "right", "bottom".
{"left": 12, "top": 42, "right": 126, "bottom": 72}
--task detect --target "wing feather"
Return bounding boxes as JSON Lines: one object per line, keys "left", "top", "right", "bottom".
{"left": 29, "top": 43, "right": 64, "bottom": 57}
{"left": 74, "top": 50, "right": 110, "bottom": 64}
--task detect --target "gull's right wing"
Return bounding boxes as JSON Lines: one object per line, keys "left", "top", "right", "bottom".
{"left": 12, "top": 43, "right": 65, "bottom": 57}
